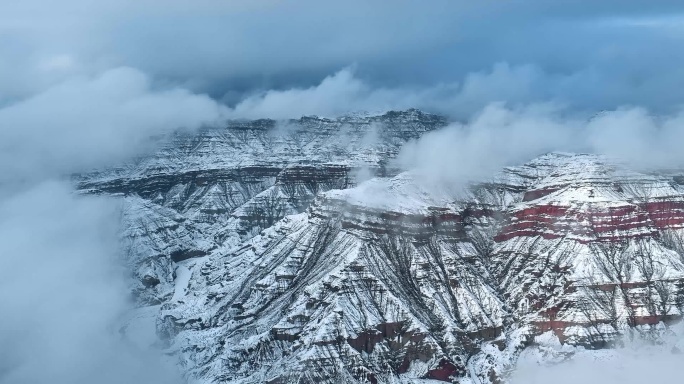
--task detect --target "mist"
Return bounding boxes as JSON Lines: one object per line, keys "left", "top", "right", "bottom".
{"left": 0, "top": 183, "right": 183, "bottom": 384}
{"left": 0, "top": 65, "right": 225, "bottom": 382}
{"left": 510, "top": 327, "right": 684, "bottom": 384}
{"left": 228, "top": 63, "right": 684, "bottom": 121}
{"left": 0, "top": 67, "right": 227, "bottom": 184}
{"left": 393, "top": 104, "right": 684, "bottom": 188}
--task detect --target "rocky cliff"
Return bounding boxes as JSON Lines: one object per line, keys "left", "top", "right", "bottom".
{"left": 77, "top": 109, "right": 447, "bottom": 305}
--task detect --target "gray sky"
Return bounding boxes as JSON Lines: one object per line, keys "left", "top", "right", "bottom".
{"left": 2, "top": 1, "right": 684, "bottom": 114}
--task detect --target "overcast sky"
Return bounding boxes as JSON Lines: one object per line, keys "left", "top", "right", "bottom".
{"left": 3, "top": 0, "right": 684, "bottom": 114}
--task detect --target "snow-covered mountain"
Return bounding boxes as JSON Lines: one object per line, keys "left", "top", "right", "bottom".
{"left": 78, "top": 111, "right": 684, "bottom": 383}
{"left": 77, "top": 109, "right": 447, "bottom": 305}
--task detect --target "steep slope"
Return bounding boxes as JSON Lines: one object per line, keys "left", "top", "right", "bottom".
{"left": 159, "top": 174, "right": 513, "bottom": 384}
{"left": 78, "top": 109, "right": 447, "bottom": 305}
{"left": 492, "top": 154, "right": 684, "bottom": 347}
{"left": 158, "top": 153, "right": 684, "bottom": 384}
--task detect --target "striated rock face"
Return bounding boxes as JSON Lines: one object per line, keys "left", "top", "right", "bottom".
{"left": 491, "top": 154, "right": 684, "bottom": 348}
{"left": 77, "top": 109, "right": 447, "bottom": 305}
{"left": 81, "top": 111, "right": 684, "bottom": 384}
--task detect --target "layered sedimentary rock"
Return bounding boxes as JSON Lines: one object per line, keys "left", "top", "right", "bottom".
{"left": 492, "top": 154, "right": 684, "bottom": 348}
{"left": 155, "top": 153, "right": 684, "bottom": 383}
{"left": 158, "top": 173, "right": 512, "bottom": 383}
{"left": 80, "top": 111, "right": 684, "bottom": 384}
{"left": 78, "top": 109, "right": 447, "bottom": 305}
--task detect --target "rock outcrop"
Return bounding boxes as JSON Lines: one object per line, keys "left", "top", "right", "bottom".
{"left": 78, "top": 109, "right": 447, "bottom": 305}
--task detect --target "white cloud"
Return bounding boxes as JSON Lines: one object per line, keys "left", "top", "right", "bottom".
{"left": 511, "top": 330, "right": 684, "bottom": 384}
{"left": 395, "top": 103, "right": 684, "bottom": 187}
{"left": 3, "top": 0, "right": 684, "bottom": 111}
{"left": 586, "top": 108, "right": 684, "bottom": 169}
{"left": 227, "top": 61, "right": 684, "bottom": 122}
{"left": 0, "top": 66, "right": 228, "bottom": 183}
{"left": 0, "top": 65, "right": 225, "bottom": 383}
{"left": 229, "top": 65, "right": 548, "bottom": 120}
{"left": 0, "top": 182, "right": 183, "bottom": 384}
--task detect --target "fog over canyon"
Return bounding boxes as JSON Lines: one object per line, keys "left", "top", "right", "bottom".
{"left": 2, "top": 1, "right": 684, "bottom": 384}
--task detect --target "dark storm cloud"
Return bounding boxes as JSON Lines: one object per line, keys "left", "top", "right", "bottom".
{"left": 3, "top": 0, "right": 684, "bottom": 114}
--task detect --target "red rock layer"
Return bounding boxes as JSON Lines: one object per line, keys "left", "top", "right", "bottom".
{"left": 494, "top": 202, "right": 679, "bottom": 243}
{"left": 643, "top": 201, "right": 684, "bottom": 229}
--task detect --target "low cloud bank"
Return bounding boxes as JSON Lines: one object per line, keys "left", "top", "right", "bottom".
{"left": 0, "top": 66, "right": 228, "bottom": 184}
{"left": 0, "top": 66, "right": 225, "bottom": 383}
{"left": 229, "top": 65, "right": 563, "bottom": 120}
{"left": 0, "top": 182, "right": 184, "bottom": 384}
{"left": 395, "top": 103, "right": 684, "bottom": 186}
{"left": 511, "top": 329, "right": 684, "bottom": 384}
{"left": 229, "top": 62, "right": 684, "bottom": 121}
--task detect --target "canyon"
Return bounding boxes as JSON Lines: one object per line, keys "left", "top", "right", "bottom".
{"left": 78, "top": 111, "right": 684, "bottom": 383}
